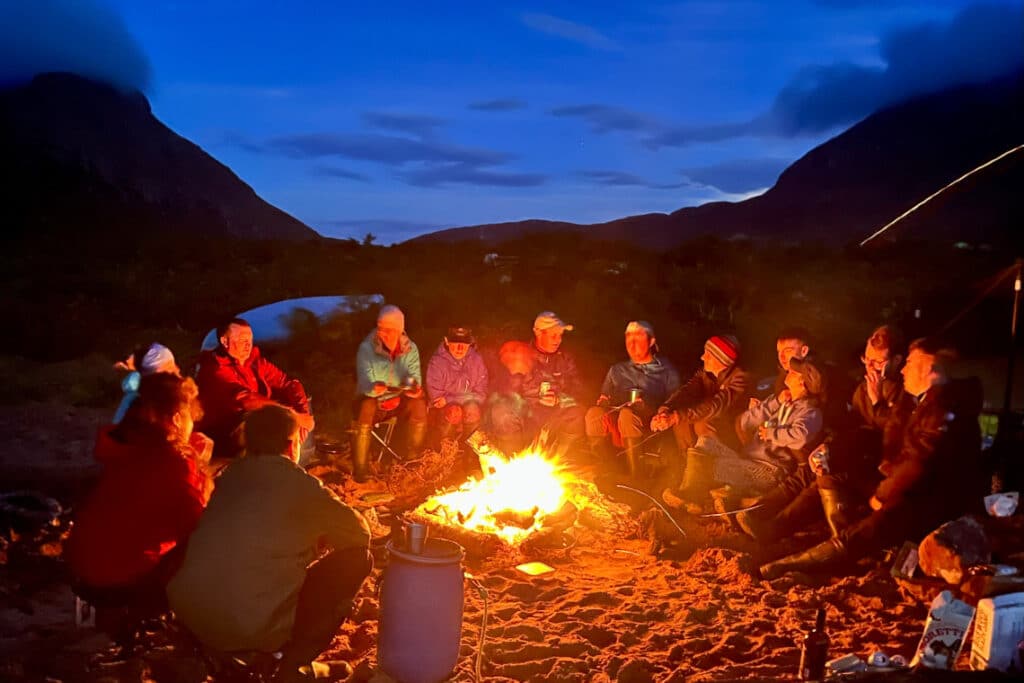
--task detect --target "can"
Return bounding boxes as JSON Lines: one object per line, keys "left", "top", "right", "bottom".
{"left": 629, "top": 388, "right": 641, "bottom": 404}
{"left": 539, "top": 381, "right": 552, "bottom": 396}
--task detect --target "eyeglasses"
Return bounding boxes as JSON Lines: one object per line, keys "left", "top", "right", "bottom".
{"left": 860, "top": 355, "right": 889, "bottom": 369}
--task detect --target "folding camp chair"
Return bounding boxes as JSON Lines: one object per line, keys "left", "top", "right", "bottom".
{"left": 372, "top": 416, "right": 400, "bottom": 465}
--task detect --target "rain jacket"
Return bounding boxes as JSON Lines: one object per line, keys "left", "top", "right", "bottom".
{"left": 521, "top": 343, "right": 581, "bottom": 404}
{"left": 355, "top": 330, "right": 422, "bottom": 399}
{"left": 65, "top": 426, "right": 211, "bottom": 589}
{"left": 599, "top": 356, "right": 681, "bottom": 408}
{"left": 665, "top": 365, "right": 751, "bottom": 438}
{"left": 196, "top": 346, "right": 310, "bottom": 444}
{"left": 167, "top": 454, "right": 370, "bottom": 653}
{"left": 426, "top": 343, "right": 488, "bottom": 405}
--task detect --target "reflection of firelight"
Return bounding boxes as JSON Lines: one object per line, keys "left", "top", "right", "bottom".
{"left": 419, "top": 451, "right": 568, "bottom": 545}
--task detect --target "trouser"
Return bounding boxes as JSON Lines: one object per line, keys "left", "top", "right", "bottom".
{"left": 584, "top": 405, "right": 652, "bottom": 439}
{"left": 354, "top": 395, "right": 428, "bottom": 428}
{"left": 283, "top": 546, "right": 374, "bottom": 664}
{"left": 431, "top": 401, "right": 482, "bottom": 443}
{"left": 837, "top": 502, "right": 952, "bottom": 559}
{"left": 698, "top": 437, "right": 793, "bottom": 496}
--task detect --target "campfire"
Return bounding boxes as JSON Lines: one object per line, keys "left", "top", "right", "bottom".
{"left": 414, "top": 448, "right": 574, "bottom": 545}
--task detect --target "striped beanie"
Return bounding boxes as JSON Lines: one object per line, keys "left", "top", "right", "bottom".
{"left": 705, "top": 335, "right": 739, "bottom": 366}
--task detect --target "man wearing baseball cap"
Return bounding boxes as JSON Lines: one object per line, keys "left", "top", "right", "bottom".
{"left": 585, "top": 321, "right": 681, "bottom": 478}
{"left": 426, "top": 326, "right": 489, "bottom": 446}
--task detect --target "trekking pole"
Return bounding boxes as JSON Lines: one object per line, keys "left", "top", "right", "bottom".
{"left": 615, "top": 484, "right": 687, "bottom": 538}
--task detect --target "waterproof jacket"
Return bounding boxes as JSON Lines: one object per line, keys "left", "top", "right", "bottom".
{"left": 666, "top": 365, "right": 751, "bottom": 436}
{"left": 599, "top": 356, "right": 681, "bottom": 408}
{"left": 426, "top": 343, "right": 488, "bottom": 405}
{"left": 521, "top": 343, "right": 581, "bottom": 404}
{"left": 167, "top": 454, "right": 370, "bottom": 653}
{"left": 739, "top": 394, "right": 823, "bottom": 465}
{"left": 873, "top": 378, "right": 983, "bottom": 513}
{"left": 850, "top": 375, "right": 904, "bottom": 431}
{"left": 65, "top": 426, "right": 211, "bottom": 589}
{"left": 196, "top": 346, "right": 310, "bottom": 444}
{"left": 356, "top": 330, "right": 421, "bottom": 399}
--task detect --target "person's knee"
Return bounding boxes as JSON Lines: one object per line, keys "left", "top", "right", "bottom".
{"left": 617, "top": 407, "right": 644, "bottom": 437}
{"left": 462, "top": 401, "right": 481, "bottom": 425}
{"left": 443, "top": 404, "right": 463, "bottom": 425}
{"left": 406, "top": 396, "right": 428, "bottom": 422}
{"left": 584, "top": 406, "right": 606, "bottom": 437}
{"left": 355, "top": 398, "right": 378, "bottom": 425}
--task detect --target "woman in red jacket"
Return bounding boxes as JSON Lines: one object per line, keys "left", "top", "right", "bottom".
{"left": 66, "top": 373, "right": 212, "bottom": 624}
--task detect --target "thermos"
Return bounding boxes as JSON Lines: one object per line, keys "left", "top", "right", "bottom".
{"left": 378, "top": 535, "right": 465, "bottom": 683}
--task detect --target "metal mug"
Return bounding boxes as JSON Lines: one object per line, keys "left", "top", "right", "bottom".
{"left": 628, "top": 388, "right": 641, "bottom": 404}
{"left": 539, "top": 381, "right": 552, "bottom": 396}
{"left": 405, "top": 521, "right": 428, "bottom": 554}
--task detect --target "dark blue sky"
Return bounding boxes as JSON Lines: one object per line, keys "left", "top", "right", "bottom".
{"left": 2, "top": 1, "right": 1022, "bottom": 243}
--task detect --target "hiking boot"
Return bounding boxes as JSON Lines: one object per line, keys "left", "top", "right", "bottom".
{"left": 661, "top": 488, "right": 702, "bottom": 515}
{"left": 759, "top": 538, "right": 847, "bottom": 580}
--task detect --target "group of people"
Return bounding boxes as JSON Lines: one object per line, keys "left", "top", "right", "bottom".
{"left": 64, "top": 304, "right": 988, "bottom": 678}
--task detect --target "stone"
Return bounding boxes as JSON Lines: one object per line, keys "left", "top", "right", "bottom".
{"left": 918, "top": 516, "right": 991, "bottom": 584}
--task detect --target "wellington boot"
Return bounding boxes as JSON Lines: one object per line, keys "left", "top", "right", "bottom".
{"left": 351, "top": 423, "right": 372, "bottom": 483}
{"left": 819, "top": 487, "right": 851, "bottom": 537}
{"left": 407, "top": 420, "right": 428, "bottom": 459}
{"left": 587, "top": 436, "right": 611, "bottom": 465}
{"left": 679, "top": 447, "right": 717, "bottom": 502}
{"left": 624, "top": 437, "right": 642, "bottom": 479}
{"left": 759, "top": 538, "right": 847, "bottom": 580}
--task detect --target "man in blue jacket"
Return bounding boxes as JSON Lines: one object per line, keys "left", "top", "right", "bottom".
{"left": 426, "top": 326, "right": 488, "bottom": 445}
{"left": 351, "top": 305, "right": 425, "bottom": 482}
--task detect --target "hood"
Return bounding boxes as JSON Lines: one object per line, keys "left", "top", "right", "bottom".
{"left": 367, "top": 330, "right": 412, "bottom": 357}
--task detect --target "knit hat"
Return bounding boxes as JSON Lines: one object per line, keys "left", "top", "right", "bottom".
{"left": 534, "top": 311, "right": 574, "bottom": 332}
{"left": 625, "top": 320, "right": 655, "bottom": 337}
{"left": 705, "top": 335, "right": 739, "bottom": 366}
{"left": 789, "top": 357, "right": 826, "bottom": 397}
{"left": 377, "top": 305, "right": 405, "bottom": 331}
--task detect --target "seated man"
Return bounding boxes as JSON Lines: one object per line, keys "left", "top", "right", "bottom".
{"left": 168, "top": 405, "right": 372, "bottom": 682}
{"left": 351, "top": 305, "right": 426, "bottom": 481}
{"left": 196, "top": 318, "right": 314, "bottom": 461}
{"left": 651, "top": 334, "right": 750, "bottom": 452}
{"left": 585, "top": 321, "right": 681, "bottom": 477}
{"left": 769, "top": 327, "right": 812, "bottom": 395}
{"left": 738, "top": 325, "right": 908, "bottom": 541}
{"left": 760, "top": 337, "right": 983, "bottom": 579}
{"left": 426, "top": 326, "right": 488, "bottom": 445}
{"left": 664, "top": 357, "right": 825, "bottom": 511}
{"left": 491, "top": 311, "right": 585, "bottom": 454}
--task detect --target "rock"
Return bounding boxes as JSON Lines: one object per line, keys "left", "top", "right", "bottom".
{"left": 616, "top": 659, "right": 655, "bottom": 683}
{"left": 918, "top": 516, "right": 991, "bottom": 584}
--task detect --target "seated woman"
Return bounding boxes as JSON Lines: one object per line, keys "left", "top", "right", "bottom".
{"left": 663, "top": 357, "right": 825, "bottom": 512}
{"left": 65, "top": 374, "right": 213, "bottom": 641}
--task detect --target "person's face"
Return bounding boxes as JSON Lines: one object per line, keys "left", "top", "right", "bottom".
{"left": 286, "top": 430, "right": 302, "bottom": 463}
{"left": 784, "top": 370, "right": 808, "bottom": 400}
{"left": 446, "top": 340, "right": 471, "bottom": 360}
{"left": 377, "top": 325, "right": 402, "bottom": 351}
{"left": 625, "top": 330, "right": 653, "bottom": 363}
{"left": 902, "top": 349, "right": 938, "bottom": 396}
{"left": 862, "top": 342, "right": 893, "bottom": 378}
{"left": 221, "top": 324, "right": 253, "bottom": 363}
{"left": 173, "top": 406, "right": 194, "bottom": 441}
{"left": 534, "top": 326, "right": 564, "bottom": 353}
{"left": 777, "top": 338, "right": 808, "bottom": 371}
{"left": 701, "top": 348, "right": 728, "bottom": 375}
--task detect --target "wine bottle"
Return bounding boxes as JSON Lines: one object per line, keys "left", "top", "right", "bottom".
{"left": 799, "top": 607, "right": 830, "bottom": 681}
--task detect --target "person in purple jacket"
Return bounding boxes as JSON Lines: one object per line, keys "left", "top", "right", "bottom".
{"left": 426, "top": 326, "right": 489, "bottom": 445}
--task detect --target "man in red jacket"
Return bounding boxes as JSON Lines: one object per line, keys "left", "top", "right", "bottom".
{"left": 196, "top": 318, "right": 314, "bottom": 460}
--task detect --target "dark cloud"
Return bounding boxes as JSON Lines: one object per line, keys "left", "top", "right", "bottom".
{"left": 578, "top": 170, "right": 688, "bottom": 190}
{"left": 680, "top": 158, "right": 791, "bottom": 194}
{"left": 400, "top": 163, "right": 547, "bottom": 188}
{"left": 521, "top": 13, "right": 620, "bottom": 51}
{"left": 312, "top": 166, "right": 372, "bottom": 183}
{"left": 469, "top": 98, "right": 527, "bottom": 112}
{"left": 0, "top": 1, "right": 151, "bottom": 91}
{"left": 258, "top": 132, "right": 513, "bottom": 166}
{"left": 360, "top": 111, "right": 447, "bottom": 139}
{"left": 549, "top": 104, "right": 659, "bottom": 134}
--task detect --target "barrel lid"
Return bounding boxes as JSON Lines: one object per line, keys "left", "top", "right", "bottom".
{"left": 386, "top": 538, "right": 465, "bottom": 565}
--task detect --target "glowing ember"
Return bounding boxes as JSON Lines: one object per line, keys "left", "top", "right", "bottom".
{"left": 418, "top": 449, "right": 569, "bottom": 545}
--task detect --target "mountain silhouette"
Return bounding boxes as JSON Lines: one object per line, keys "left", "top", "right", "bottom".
{"left": 0, "top": 73, "right": 319, "bottom": 241}
{"left": 412, "top": 71, "right": 1024, "bottom": 249}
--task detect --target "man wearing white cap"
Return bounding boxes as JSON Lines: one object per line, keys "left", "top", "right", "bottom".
{"left": 351, "top": 305, "right": 425, "bottom": 482}
{"left": 585, "top": 321, "right": 681, "bottom": 478}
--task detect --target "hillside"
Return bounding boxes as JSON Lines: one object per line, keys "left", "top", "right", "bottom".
{"left": 412, "top": 71, "right": 1024, "bottom": 249}
{"left": 0, "top": 72, "right": 319, "bottom": 241}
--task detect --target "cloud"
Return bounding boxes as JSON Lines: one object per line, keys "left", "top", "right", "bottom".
{"left": 360, "top": 111, "right": 447, "bottom": 139}
{"left": 521, "top": 13, "right": 621, "bottom": 51}
{"left": 549, "top": 104, "right": 659, "bottom": 134}
{"left": 469, "top": 98, "right": 527, "bottom": 112}
{"left": 257, "top": 132, "right": 513, "bottom": 166}
{"left": 0, "top": 0, "right": 150, "bottom": 92}
{"left": 578, "top": 170, "right": 689, "bottom": 190}
{"left": 312, "top": 166, "right": 372, "bottom": 183}
{"left": 399, "top": 163, "right": 547, "bottom": 188}
{"left": 679, "top": 157, "right": 791, "bottom": 194}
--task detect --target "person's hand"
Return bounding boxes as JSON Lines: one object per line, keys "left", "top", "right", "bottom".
{"left": 757, "top": 424, "right": 771, "bottom": 442}
{"left": 748, "top": 397, "right": 761, "bottom": 411}
{"left": 432, "top": 396, "right": 447, "bottom": 409}
{"left": 190, "top": 432, "right": 214, "bottom": 463}
{"left": 778, "top": 389, "right": 792, "bottom": 403}
{"left": 596, "top": 394, "right": 610, "bottom": 407}
{"left": 405, "top": 382, "right": 424, "bottom": 399}
{"left": 372, "top": 381, "right": 387, "bottom": 396}
{"left": 870, "top": 496, "right": 883, "bottom": 511}
{"left": 808, "top": 444, "right": 828, "bottom": 476}
{"left": 865, "top": 367, "right": 882, "bottom": 405}
{"left": 295, "top": 412, "right": 315, "bottom": 431}
{"left": 630, "top": 397, "right": 645, "bottom": 409}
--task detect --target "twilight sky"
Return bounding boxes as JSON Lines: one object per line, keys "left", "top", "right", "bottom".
{"left": 2, "top": 1, "right": 1022, "bottom": 243}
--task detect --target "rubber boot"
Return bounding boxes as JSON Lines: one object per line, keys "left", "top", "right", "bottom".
{"left": 351, "top": 423, "right": 372, "bottom": 483}
{"left": 623, "top": 437, "right": 641, "bottom": 479}
{"left": 407, "top": 419, "right": 428, "bottom": 459}
{"left": 587, "top": 436, "right": 610, "bottom": 464}
{"left": 759, "top": 538, "right": 847, "bottom": 580}
{"left": 819, "top": 487, "right": 851, "bottom": 538}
